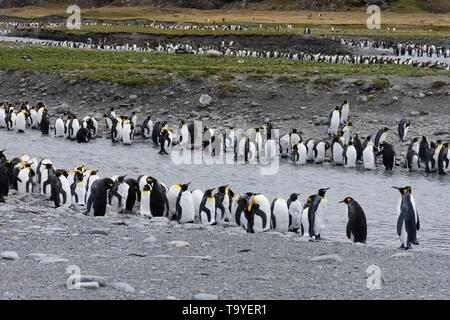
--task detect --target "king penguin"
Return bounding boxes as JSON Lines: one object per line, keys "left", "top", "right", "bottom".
{"left": 339, "top": 197, "right": 367, "bottom": 244}
{"left": 304, "top": 188, "right": 329, "bottom": 240}
{"left": 393, "top": 186, "right": 420, "bottom": 250}
{"left": 270, "top": 197, "right": 289, "bottom": 233}
{"left": 176, "top": 183, "right": 195, "bottom": 224}
{"left": 199, "top": 188, "right": 216, "bottom": 225}
{"left": 398, "top": 119, "right": 411, "bottom": 142}
{"left": 287, "top": 193, "right": 302, "bottom": 233}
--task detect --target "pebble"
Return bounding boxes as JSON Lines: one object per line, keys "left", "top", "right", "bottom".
{"left": 112, "top": 282, "right": 135, "bottom": 293}
{"left": 309, "top": 254, "right": 343, "bottom": 263}
{"left": 390, "top": 252, "right": 414, "bottom": 258}
{"left": 1, "top": 251, "right": 19, "bottom": 261}
{"left": 81, "top": 229, "right": 109, "bottom": 236}
{"left": 168, "top": 241, "right": 190, "bottom": 247}
{"left": 194, "top": 293, "right": 218, "bottom": 300}
{"left": 143, "top": 236, "right": 157, "bottom": 243}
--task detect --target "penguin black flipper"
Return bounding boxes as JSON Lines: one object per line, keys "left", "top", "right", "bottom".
{"left": 270, "top": 199, "right": 276, "bottom": 229}
{"left": 346, "top": 221, "right": 352, "bottom": 240}
{"left": 397, "top": 211, "right": 405, "bottom": 237}
{"left": 254, "top": 208, "right": 267, "bottom": 230}
{"left": 307, "top": 198, "right": 318, "bottom": 237}
{"left": 176, "top": 191, "right": 182, "bottom": 222}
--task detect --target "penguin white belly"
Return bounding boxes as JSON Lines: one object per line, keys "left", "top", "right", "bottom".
{"left": 191, "top": 189, "right": 203, "bottom": 223}
{"left": 363, "top": 147, "right": 376, "bottom": 169}
{"left": 178, "top": 192, "right": 195, "bottom": 224}
{"left": 288, "top": 201, "right": 302, "bottom": 232}
{"left": 265, "top": 140, "right": 277, "bottom": 159}
{"left": 55, "top": 119, "right": 65, "bottom": 137}
{"left": 255, "top": 133, "right": 263, "bottom": 153}
{"left": 314, "top": 146, "right": 326, "bottom": 163}
{"left": 85, "top": 175, "right": 100, "bottom": 203}
{"left": 140, "top": 191, "right": 152, "bottom": 217}
{"left": 345, "top": 147, "right": 357, "bottom": 168}
{"left": 254, "top": 195, "right": 271, "bottom": 232}
{"left": 167, "top": 185, "right": 181, "bottom": 217}
{"left": 17, "top": 169, "right": 31, "bottom": 194}
{"left": 59, "top": 176, "right": 72, "bottom": 207}
{"left": 200, "top": 200, "right": 216, "bottom": 225}
{"left": 0, "top": 110, "right": 6, "bottom": 127}
{"left": 238, "top": 138, "right": 246, "bottom": 157}
{"left": 333, "top": 145, "right": 344, "bottom": 165}
{"left": 272, "top": 200, "right": 289, "bottom": 233}
{"left": 70, "top": 121, "right": 80, "bottom": 139}
{"left": 306, "top": 142, "right": 315, "bottom": 161}
{"left": 122, "top": 125, "right": 133, "bottom": 145}
{"left": 248, "top": 142, "right": 256, "bottom": 161}
{"left": 280, "top": 136, "right": 290, "bottom": 157}
{"left": 111, "top": 183, "right": 129, "bottom": 212}
{"left": 15, "top": 113, "right": 26, "bottom": 132}
{"left": 403, "top": 126, "right": 409, "bottom": 141}
{"left": 300, "top": 208, "right": 310, "bottom": 236}
{"left": 314, "top": 204, "right": 327, "bottom": 237}
{"left": 399, "top": 220, "right": 408, "bottom": 247}
{"left": 74, "top": 182, "right": 86, "bottom": 205}
{"left": 296, "top": 144, "right": 307, "bottom": 164}
{"left": 329, "top": 113, "right": 340, "bottom": 135}
{"left": 340, "top": 107, "right": 349, "bottom": 124}
{"left": 180, "top": 126, "right": 189, "bottom": 146}
{"left": 290, "top": 134, "right": 300, "bottom": 147}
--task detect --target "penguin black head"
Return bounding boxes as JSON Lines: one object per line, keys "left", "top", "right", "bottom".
{"left": 44, "top": 163, "right": 53, "bottom": 170}
{"left": 180, "top": 182, "right": 190, "bottom": 191}
{"left": 203, "top": 126, "right": 210, "bottom": 132}
{"left": 292, "top": 129, "right": 298, "bottom": 134}
{"left": 383, "top": 127, "right": 389, "bottom": 132}
{"left": 289, "top": 193, "right": 299, "bottom": 201}
{"left": 255, "top": 127, "right": 260, "bottom": 132}
{"left": 339, "top": 197, "right": 352, "bottom": 204}
{"left": 217, "top": 185, "right": 228, "bottom": 194}
{"left": 117, "top": 175, "right": 126, "bottom": 183}
{"left": 266, "top": 122, "right": 272, "bottom": 127}
{"left": 405, "top": 121, "right": 411, "bottom": 126}
{"left": 54, "top": 171, "right": 62, "bottom": 178}
{"left": 143, "top": 184, "right": 151, "bottom": 191}
{"left": 346, "top": 122, "right": 352, "bottom": 127}
{"left": 0, "top": 149, "right": 6, "bottom": 161}
{"left": 104, "top": 178, "right": 115, "bottom": 189}
{"left": 334, "top": 105, "right": 340, "bottom": 111}
{"left": 204, "top": 188, "right": 214, "bottom": 197}
{"left": 411, "top": 137, "right": 418, "bottom": 143}
{"left": 392, "top": 186, "right": 409, "bottom": 195}
{"left": 181, "top": 120, "right": 185, "bottom": 125}
{"left": 317, "top": 188, "right": 330, "bottom": 197}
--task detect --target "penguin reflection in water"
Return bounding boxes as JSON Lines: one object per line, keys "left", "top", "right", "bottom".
{"left": 393, "top": 186, "right": 420, "bottom": 250}
{"left": 339, "top": 197, "right": 367, "bottom": 244}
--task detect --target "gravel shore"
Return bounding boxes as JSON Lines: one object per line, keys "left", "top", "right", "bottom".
{"left": 0, "top": 192, "right": 448, "bottom": 300}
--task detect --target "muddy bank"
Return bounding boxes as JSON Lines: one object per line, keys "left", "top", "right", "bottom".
{"left": 7, "top": 28, "right": 352, "bottom": 54}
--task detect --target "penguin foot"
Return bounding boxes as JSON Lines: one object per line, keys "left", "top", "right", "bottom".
{"left": 412, "top": 240, "right": 420, "bottom": 245}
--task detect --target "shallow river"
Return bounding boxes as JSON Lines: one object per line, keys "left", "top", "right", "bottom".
{"left": 0, "top": 129, "right": 449, "bottom": 255}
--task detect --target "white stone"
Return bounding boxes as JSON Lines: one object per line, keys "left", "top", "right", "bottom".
{"left": 1, "top": 251, "right": 19, "bottom": 261}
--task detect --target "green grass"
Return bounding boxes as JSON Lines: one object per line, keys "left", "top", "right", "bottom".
{"left": 0, "top": 44, "right": 447, "bottom": 86}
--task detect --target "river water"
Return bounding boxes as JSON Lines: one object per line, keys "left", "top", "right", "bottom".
{"left": 0, "top": 129, "right": 449, "bottom": 255}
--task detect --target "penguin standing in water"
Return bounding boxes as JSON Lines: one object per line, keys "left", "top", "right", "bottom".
{"left": 328, "top": 105, "right": 340, "bottom": 136}
{"left": 122, "top": 122, "right": 134, "bottom": 145}
{"left": 159, "top": 128, "right": 172, "bottom": 154}
{"left": 244, "top": 194, "right": 271, "bottom": 233}
{"left": 418, "top": 135, "right": 429, "bottom": 162}
{"left": 40, "top": 109, "right": 50, "bottom": 135}
{"left": 152, "top": 121, "right": 162, "bottom": 145}
{"left": 406, "top": 149, "right": 420, "bottom": 171}
{"left": 376, "top": 141, "right": 396, "bottom": 171}
{"left": 393, "top": 186, "right": 420, "bottom": 250}
{"left": 176, "top": 183, "right": 195, "bottom": 224}
{"left": 353, "top": 133, "right": 363, "bottom": 163}
{"left": 305, "top": 188, "right": 329, "bottom": 240}
{"left": 397, "top": 119, "right": 411, "bottom": 142}
{"left": 178, "top": 120, "right": 190, "bottom": 146}
{"left": 438, "top": 143, "right": 449, "bottom": 174}
{"left": 331, "top": 136, "right": 345, "bottom": 165}
{"left": 111, "top": 118, "right": 123, "bottom": 143}
{"left": 292, "top": 142, "right": 307, "bottom": 165}
{"left": 264, "top": 122, "right": 277, "bottom": 159}
{"left": 140, "top": 184, "right": 152, "bottom": 217}
{"left": 148, "top": 177, "right": 169, "bottom": 217}
{"left": 305, "top": 139, "right": 316, "bottom": 162}
{"left": 287, "top": 193, "right": 302, "bottom": 232}
{"left": 339, "top": 197, "right": 367, "bottom": 244}
{"left": 374, "top": 127, "right": 389, "bottom": 151}
{"left": 199, "top": 189, "right": 216, "bottom": 225}
{"left": 141, "top": 115, "right": 153, "bottom": 139}
{"left": 343, "top": 140, "right": 357, "bottom": 168}
{"left": 270, "top": 197, "right": 289, "bottom": 233}
{"left": 15, "top": 110, "right": 27, "bottom": 133}
{"left": 408, "top": 137, "right": 420, "bottom": 155}
{"left": 86, "top": 178, "right": 115, "bottom": 216}
{"left": 54, "top": 118, "right": 65, "bottom": 137}
{"left": 279, "top": 134, "right": 290, "bottom": 158}
{"left": 362, "top": 140, "right": 377, "bottom": 170}
{"left": 313, "top": 141, "right": 330, "bottom": 163}
{"left": 76, "top": 127, "right": 91, "bottom": 143}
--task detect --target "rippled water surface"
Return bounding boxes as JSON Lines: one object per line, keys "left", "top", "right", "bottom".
{"left": 1, "top": 129, "right": 449, "bottom": 255}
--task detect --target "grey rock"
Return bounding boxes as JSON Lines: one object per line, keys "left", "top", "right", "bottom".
{"left": 410, "top": 111, "right": 420, "bottom": 116}
{"left": 390, "top": 252, "right": 414, "bottom": 258}
{"left": 358, "top": 95, "right": 368, "bottom": 102}
{"left": 1, "top": 251, "right": 19, "bottom": 261}
{"left": 112, "top": 282, "right": 135, "bottom": 293}
{"left": 81, "top": 229, "right": 109, "bottom": 236}
{"left": 190, "top": 111, "right": 199, "bottom": 118}
{"left": 309, "top": 254, "right": 343, "bottom": 262}
{"left": 194, "top": 293, "right": 218, "bottom": 300}
{"left": 199, "top": 94, "right": 213, "bottom": 106}
{"left": 129, "top": 95, "right": 138, "bottom": 102}
{"left": 143, "top": 236, "right": 157, "bottom": 243}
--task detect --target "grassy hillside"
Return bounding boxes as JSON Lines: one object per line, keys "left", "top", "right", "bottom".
{"left": 1, "top": 0, "right": 449, "bottom": 13}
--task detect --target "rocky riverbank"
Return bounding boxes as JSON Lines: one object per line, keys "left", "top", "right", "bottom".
{"left": 0, "top": 70, "right": 449, "bottom": 159}
{"left": 0, "top": 190, "right": 449, "bottom": 300}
